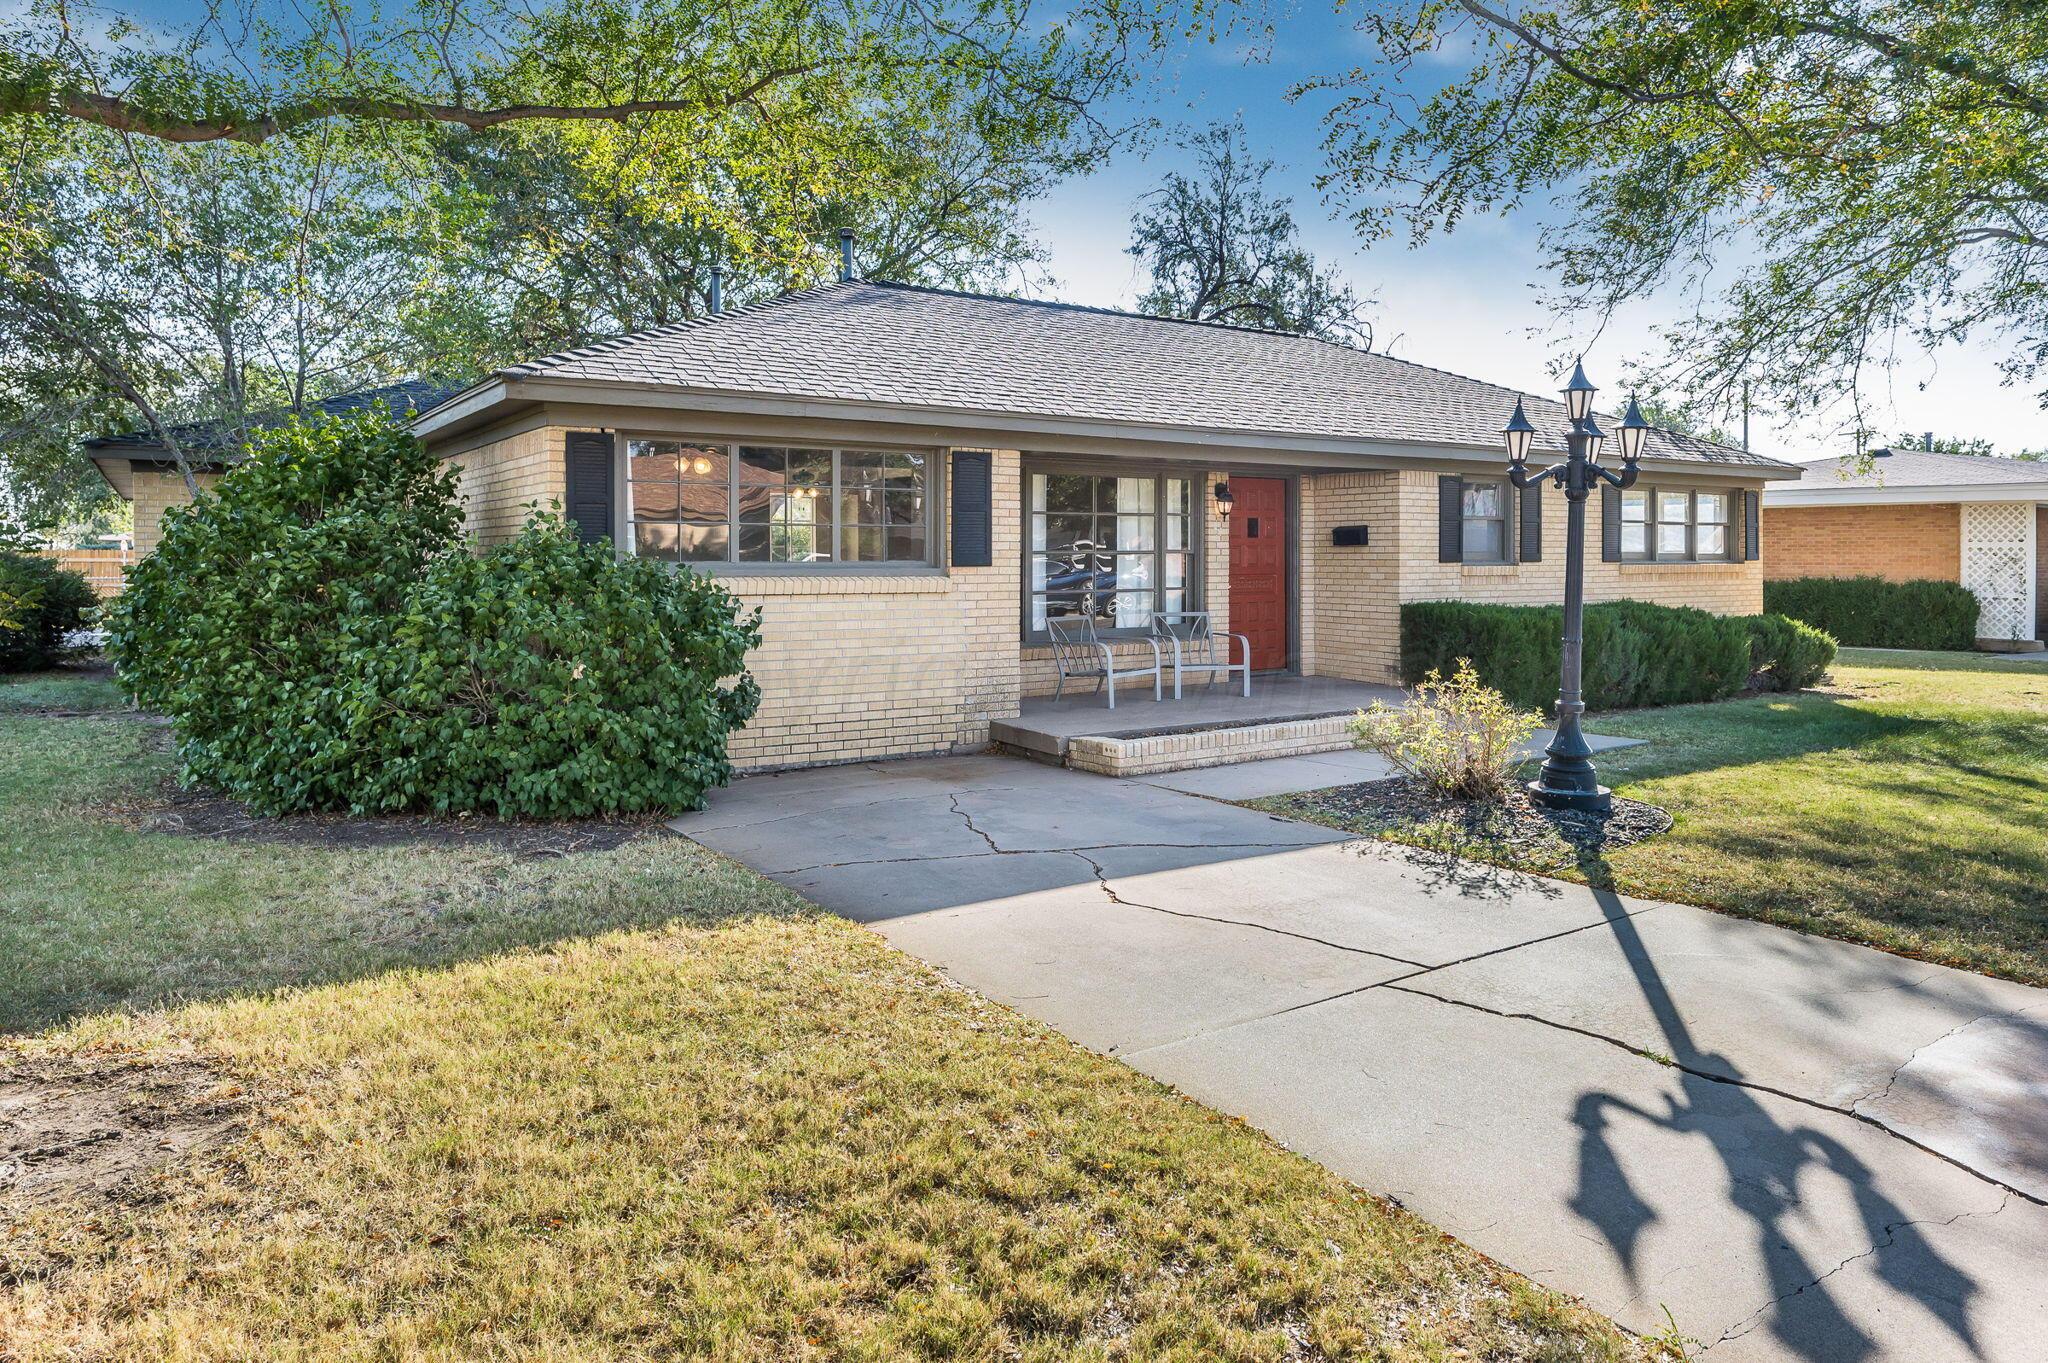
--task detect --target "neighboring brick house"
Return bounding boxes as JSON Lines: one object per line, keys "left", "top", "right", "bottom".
{"left": 84, "top": 381, "right": 459, "bottom": 555}
{"left": 1762, "top": 450, "right": 2048, "bottom": 647}
{"left": 404, "top": 281, "right": 1796, "bottom": 771}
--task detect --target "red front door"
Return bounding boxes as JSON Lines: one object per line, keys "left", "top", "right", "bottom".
{"left": 1227, "top": 477, "right": 1289, "bottom": 671}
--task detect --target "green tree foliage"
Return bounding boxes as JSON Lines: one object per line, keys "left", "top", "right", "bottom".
{"left": 1129, "top": 120, "right": 1372, "bottom": 344}
{"left": 0, "top": 552, "right": 95, "bottom": 669}
{"left": 1314, "top": 0, "right": 2048, "bottom": 427}
{"left": 108, "top": 406, "right": 761, "bottom": 816}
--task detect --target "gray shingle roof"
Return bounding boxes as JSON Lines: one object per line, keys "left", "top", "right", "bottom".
{"left": 1788, "top": 449, "right": 2048, "bottom": 490}
{"left": 491, "top": 281, "right": 1786, "bottom": 470}
{"left": 86, "top": 380, "right": 462, "bottom": 455}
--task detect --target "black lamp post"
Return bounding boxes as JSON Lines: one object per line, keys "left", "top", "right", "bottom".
{"left": 1503, "top": 363, "right": 1650, "bottom": 814}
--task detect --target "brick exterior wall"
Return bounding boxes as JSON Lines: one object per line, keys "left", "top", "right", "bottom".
{"left": 446, "top": 425, "right": 567, "bottom": 542}
{"left": 1759, "top": 503, "right": 1962, "bottom": 583}
{"left": 131, "top": 469, "right": 221, "bottom": 556}
{"left": 1301, "top": 468, "right": 1767, "bottom": 684}
{"left": 421, "top": 417, "right": 1774, "bottom": 771}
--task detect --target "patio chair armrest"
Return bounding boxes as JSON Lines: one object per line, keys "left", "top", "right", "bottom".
{"left": 1230, "top": 633, "right": 1252, "bottom": 668}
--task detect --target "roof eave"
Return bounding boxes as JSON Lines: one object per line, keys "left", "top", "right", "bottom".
{"left": 425, "top": 374, "right": 1797, "bottom": 475}
{"left": 1765, "top": 481, "right": 2048, "bottom": 506}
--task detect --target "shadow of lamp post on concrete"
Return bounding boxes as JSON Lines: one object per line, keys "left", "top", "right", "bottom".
{"left": 1501, "top": 363, "right": 1651, "bottom": 814}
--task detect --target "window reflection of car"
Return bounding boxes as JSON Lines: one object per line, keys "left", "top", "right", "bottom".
{"left": 1043, "top": 542, "right": 1117, "bottom": 615}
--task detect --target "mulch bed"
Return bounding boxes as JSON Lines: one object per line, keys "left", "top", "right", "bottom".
{"left": 1278, "top": 776, "right": 1672, "bottom": 870}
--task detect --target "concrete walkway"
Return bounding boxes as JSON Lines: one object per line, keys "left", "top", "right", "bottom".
{"left": 673, "top": 753, "right": 2048, "bottom": 1363}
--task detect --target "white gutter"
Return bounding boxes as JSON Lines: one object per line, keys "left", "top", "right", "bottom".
{"left": 1765, "top": 481, "right": 2048, "bottom": 507}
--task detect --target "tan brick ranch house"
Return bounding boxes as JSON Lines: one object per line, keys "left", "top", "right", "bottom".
{"left": 88, "top": 281, "right": 1801, "bottom": 772}
{"left": 1762, "top": 450, "right": 2048, "bottom": 647}
{"left": 401, "top": 281, "right": 1798, "bottom": 770}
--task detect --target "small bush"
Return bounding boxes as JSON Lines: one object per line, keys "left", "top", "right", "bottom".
{"left": 1353, "top": 659, "right": 1542, "bottom": 800}
{"left": 1401, "top": 599, "right": 1750, "bottom": 713}
{"left": 0, "top": 552, "right": 96, "bottom": 671}
{"left": 1763, "top": 576, "right": 1979, "bottom": 650}
{"left": 110, "top": 407, "right": 760, "bottom": 817}
{"left": 1741, "top": 613, "right": 1838, "bottom": 691}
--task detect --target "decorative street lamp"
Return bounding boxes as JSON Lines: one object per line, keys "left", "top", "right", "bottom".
{"left": 1503, "top": 363, "right": 1649, "bottom": 814}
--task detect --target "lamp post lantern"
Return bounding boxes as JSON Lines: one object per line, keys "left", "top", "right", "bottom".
{"left": 1504, "top": 369, "right": 1646, "bottom": 814}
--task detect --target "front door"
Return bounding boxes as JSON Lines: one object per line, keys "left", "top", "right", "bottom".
{"left": 1227, "top": 477, "right": 1290, "bottom": 671}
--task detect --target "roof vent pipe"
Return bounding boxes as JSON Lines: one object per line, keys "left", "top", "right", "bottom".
{"left": 709, "top": 264, "right": 724, "bottom": 314}
{"left": 838, "top": 228, "right": 855, "bottom": 282}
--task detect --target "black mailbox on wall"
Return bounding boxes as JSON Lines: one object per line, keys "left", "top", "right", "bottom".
{"left": 1330, "top": 525, "right": 1370, "bottom": 547}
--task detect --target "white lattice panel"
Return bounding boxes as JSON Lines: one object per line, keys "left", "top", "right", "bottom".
{"left": 1960, "top": 501, "right": 2038, "bottom": 642}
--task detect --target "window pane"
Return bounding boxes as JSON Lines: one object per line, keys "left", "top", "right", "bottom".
{"left": 1698, "top": 524, "right": 1727, "bottom": 557}
{"left": 634, "top": 522, "right": 681, "bottom": 560}
{"left": 1657, "top": 523, "right": 1688, "bottom": 556}
{"left": 1622, "top": 524, "right": 1648, "bottom": 555}
{"left": 1166, "top": 479, "right": 1191, "bottom": 517}
{"left": 1462, "top": 482, "right": 1502, "bottom": 518}
{"left": 1115, "top": 477, "right": 1155, "bottom": 513}
{"left": 1117, "top": 513, "right": 1156, "bottom": 552}
{"left": 1042, "top": 474, "right": 1092, "bottom": 513}
{"left": 1659, "top": 491, "right": 1690, "bottom": 524}
{"left": 632, "top": 482, "right": 680, "bottom": 517}
{"left": 1622, "top": 490, "right": 1648, "bottom": 523}
{"left": 1041, "top": 514, "right": 1091, "bottom": 555}
{"left": 881, "top": 489, "right": 922, "bottom": 524}
{"left": 842, "top": 525, "right": 884, "bottom": 562}
{"left": 1697, "top": 492, "right": 1728, "bottom": 525}
{"left": 884, "top": 526, "right": 926, "bottom": 561}
{"left": 1163, "top": 552, "right": 1189, "bottom": 589}
{"left": 1115, "top": 554, "right": 1155, "bottom": 590}
{"left": 1112, "top": 591, "right": 1154, "bottom": 628}
{"left": 675, "top": 446, "right": 728, "bottom": 483}
{"left": 1463, "top": 518, "right": 1504, "bottom": 560}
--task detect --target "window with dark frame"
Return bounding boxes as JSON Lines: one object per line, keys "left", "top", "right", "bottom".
{"left": 1461, "top": 478, "right": 1508, "bottom": 562}
{"left": 1026, "top": 470, "right": 1194, "bottom": 635}
{"left": 625, "top": 439, "right": 931, "bottom": 566}
{"left": 1621, "top": 485, "right": 1736, "bottom": 562}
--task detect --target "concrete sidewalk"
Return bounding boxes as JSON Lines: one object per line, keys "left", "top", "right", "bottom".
{"left": 674, "top": 753, "right": 2048, "bottom": 1363}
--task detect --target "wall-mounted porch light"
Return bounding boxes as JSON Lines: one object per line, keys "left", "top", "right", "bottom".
{"left": 1213, "top": 481, "right": 1236, "bottom": 518}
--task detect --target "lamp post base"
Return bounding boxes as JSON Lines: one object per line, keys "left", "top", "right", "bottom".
{"left": 1526, "top": 778, "right": 1613, "bottom": 815}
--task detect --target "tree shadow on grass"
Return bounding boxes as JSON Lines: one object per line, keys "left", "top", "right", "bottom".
{"left": 1565, "top": 848, "right": 1988, "bottom": 1360}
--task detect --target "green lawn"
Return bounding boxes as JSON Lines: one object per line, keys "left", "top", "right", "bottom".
{"left": 0, "top": 672, "right": 1645, "bottom": 1362}
{"left": 1263, "top": 648, "right": 2048, "bottom": 987}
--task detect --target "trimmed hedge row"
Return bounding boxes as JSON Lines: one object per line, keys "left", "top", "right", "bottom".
{"left": 1762, "top": 576, "right": 1979, "bottom": 651}
{"left": 1400, "top": 599, "right": 1838, "bottom": 712}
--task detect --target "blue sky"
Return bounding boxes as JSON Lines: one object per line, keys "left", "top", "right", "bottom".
{"left": 53, "top": 0, "right": 2047, "bottom": 459}
{"left": 1030, "top": 6, "right": 2046, "bottom": 462}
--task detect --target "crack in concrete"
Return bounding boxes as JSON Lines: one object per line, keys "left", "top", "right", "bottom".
{"left": 771, "top": 840, "right": 1321, "bottom": 876}
{"left": 1702, "top": 1194, "right": 2016, "bottom": 1351}
{"left": 1066, "top": 848, "right": 1428, "bottom": 970}
{"left": 1382, "top": 983, "right": 2048, "bottom": 1209}
{"left": 947, "top": 794, "right": 1006, "bottom": 856}
{"left": 1850, "top": 999, "right": 2046, "bottom": 1115}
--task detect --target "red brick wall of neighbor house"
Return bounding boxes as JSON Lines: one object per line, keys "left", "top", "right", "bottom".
{"left": 1759, "top": 503, "right": 1962, "bottom": 582}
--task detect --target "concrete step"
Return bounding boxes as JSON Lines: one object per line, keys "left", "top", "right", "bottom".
{"left": 994, "top": 712, "right": 1359, "bottom": 777}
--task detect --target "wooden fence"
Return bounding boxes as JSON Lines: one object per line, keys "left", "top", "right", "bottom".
{"left": 36, "top": 548, "right": 135, "bottom": 599}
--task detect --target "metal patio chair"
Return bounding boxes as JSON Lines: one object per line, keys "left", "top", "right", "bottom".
{"left": 1149, "top": 610, "right": 1252, "bottom": 700}
{"left": 1046, "top": 614, "right": 1162, "bottom": 709}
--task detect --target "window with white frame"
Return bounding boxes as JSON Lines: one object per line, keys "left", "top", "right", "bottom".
{"left": 1621, "top": 486, "right": 1735, "bottom": 562}
{"left": 1461, "top": 478, "right": 1508, "bottom": 562}
{"left": 1026, "top": 470, "right": 1194, "bottom": 635}
{"left": 625, "top": 439, "right": 930, "bottom": 565}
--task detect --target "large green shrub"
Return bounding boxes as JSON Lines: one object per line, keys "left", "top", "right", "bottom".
{"left": 109, "top": 407, "right": 760, "bottom": 817}
{"left": 0, "top": 551, "right": 97, "bottom": 671}
{"left": 1400, "top": 599, "right": 1757, "bottom": 712}
{"left": 1740, "top": 613, "right": 1839, "bottom": 691}
{"left": 1763, "top": 576, "right": 1979, "bottom": 650}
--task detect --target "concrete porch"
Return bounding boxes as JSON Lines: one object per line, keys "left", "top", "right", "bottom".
{"left": 991, "top": 674, "right": 1406, "bottom": 775}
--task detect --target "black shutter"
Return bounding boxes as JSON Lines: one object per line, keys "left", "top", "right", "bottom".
{"left": 1744, "top": 489, "right": 1761, "bottom": 561}
{"left": 1518, "top": 480, "right": 1543, "bottom": 563}
{"left": 1437, "top": 475, "right": 1463, "bottom": 563}
{"left": 564, "top": 431, "right": 616, "bottom": 546}
{"left": 949, "top": 450, "right": 993, "bottom": 567}
{"left": 1601, "top": 484, "right": 1622, "bottom": 563}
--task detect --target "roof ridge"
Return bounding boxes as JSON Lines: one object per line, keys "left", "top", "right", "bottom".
{"left": 498, "top": 284, "right": 842, "bottom": 379}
